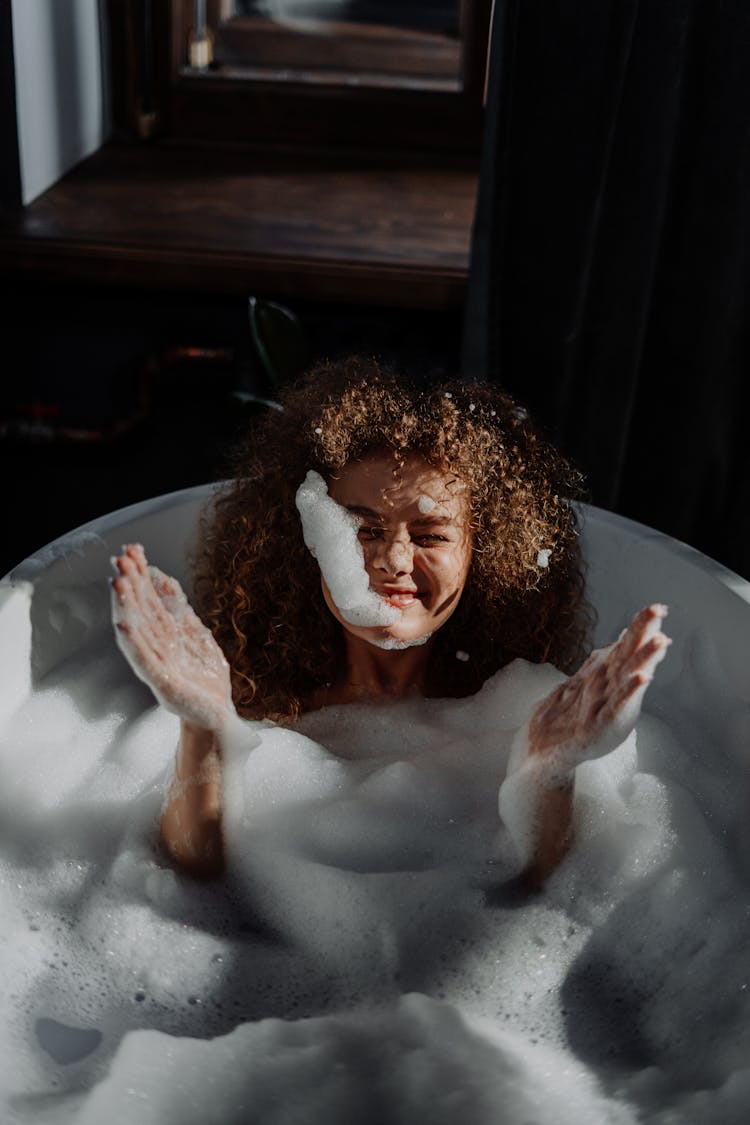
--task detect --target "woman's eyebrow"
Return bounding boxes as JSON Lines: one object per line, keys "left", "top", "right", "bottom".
{"left": 344, "top": 508, "right": 454, "bottom": 528}
{"left": 411, "top": 514, "right": 456, "bottom": 528}
{"left": 344, "top": 505, "right": 455, "bottom": 527}
{"left": 345, "top": 505, "right": 384, "bottom": 520}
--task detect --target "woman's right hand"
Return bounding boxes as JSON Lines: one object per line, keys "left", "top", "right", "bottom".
{"left": 111, "top": 543, "right": 234, "bottom": 732}
{"left": 527, "top": 603, "right": 670, "bottom": 774}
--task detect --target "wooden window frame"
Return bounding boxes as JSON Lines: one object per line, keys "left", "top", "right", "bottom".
{"left": 109, "top": 0, "right": 492, "bottom": 156}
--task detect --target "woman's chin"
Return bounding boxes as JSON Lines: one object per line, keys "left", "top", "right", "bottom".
{"left": 366, "top": 628, "right": 433, "bottom": 652}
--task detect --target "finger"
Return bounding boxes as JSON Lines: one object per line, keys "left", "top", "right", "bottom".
{"left": 111, "top": 546, "right": 148, "bottom": 592}
{"left": 111, "top": 573, "right": 128, "bottom": 606}
{"left": 115, "top": 552, "right": 165, "bottom": 609}
{"left": 601, "top": 609, "right": 666, "bottom": 692}
{"left": 637, "top": 605, "right": 669, "bottom": 651}
{"left": 627, "top": 632, "right": 671, "bottom": 675}
{"left": 111, "top": 574, "right": 176, "bottom": 663}
{"left": 634, "top": 607, "right": 670, "bottom": 652}
{"left": 116, "top": 574, "right": 171, "bottom": 650}
{"left": 112, "top": 550, "right": 147, "bottom": 588}
{"left": 113, "top": 614, "right": 160, "bottom": 681}
{"left": 588, "top": 631, "right": 669, "bottom": 721}
{"left": 614, "top": 605, "right": 659, "bottom": 657}
{"left": 111, "top": 553, "right": 131, "bottom": 578}
{"left": 122, "top": 561, "right": 178, "bottom": 637}
{"left": 111, "top": 572, "right": 143, "bottom": 626}
{"left": 124, "top": 543, "right": 149, "bottom": 575}
{"left": 621, "top": 604, "right": 669, "bottom": 656}
{"left": 147, "top": 565, "right": 182, "bottom": 601}
{"left": 582, "top": 670, "right": 654, "bottom": 755}
{"left": 114, "top": 604, "right": 170, "bottom": 666}
{"left": 611, "top": 669, "right": 654, "bottom": 715}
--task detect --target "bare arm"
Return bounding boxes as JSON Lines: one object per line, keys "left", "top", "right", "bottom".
{"left": 160, "top": 722, "right": 224, "bottom": 878}
{"left": 501, "top": 604, "right": 671, "bottom": 885}
{"left": 111, "top": 544, "right": 234, "bottom": 878}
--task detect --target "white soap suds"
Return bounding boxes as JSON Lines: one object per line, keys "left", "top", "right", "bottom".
{"left": 0, "top": 581, "right": 33, "bottom": 726}
{"left": 417, "top": 494, "right": 437, "bottom": 514}
{"left": 295, "top": 470, "right": 400, "bottom": 628}
{"left": 456, "top": 650, "right": 470, "bottom": 662}
{"left": 537, "top": 549, "right": 552, "bottom": 568}
{"left": 2, "top": 575, "right": 750, "bottom": 1125}
{"left": 368, "top": 632, "right": 432, "bottom": 651}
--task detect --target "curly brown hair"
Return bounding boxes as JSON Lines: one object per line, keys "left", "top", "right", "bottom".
{"left": 191, "top": 355, "right": 593, "bottom": 720}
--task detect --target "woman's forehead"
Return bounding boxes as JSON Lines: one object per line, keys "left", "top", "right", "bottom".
{"left": 329, "top": 452, "right": 468, "bottom": 513}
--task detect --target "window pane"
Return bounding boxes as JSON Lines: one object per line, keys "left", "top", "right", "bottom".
{"left": 203, "top": 1, "right": 464, "bottom": 90}
{"left": 231, "top": 2, "right": 459, "bottom": 37}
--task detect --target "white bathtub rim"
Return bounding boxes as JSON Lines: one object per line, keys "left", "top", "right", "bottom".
{"left": 4, "top": 482, "right": 223, "bottom": 586}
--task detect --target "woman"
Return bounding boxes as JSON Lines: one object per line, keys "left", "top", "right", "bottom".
{"left": 111, "top": 357, "right": 669, "bottom": 884}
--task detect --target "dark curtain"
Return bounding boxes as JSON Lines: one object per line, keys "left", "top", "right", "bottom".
{"left": 463, "top": 0, "right": 750, "bottom": 579}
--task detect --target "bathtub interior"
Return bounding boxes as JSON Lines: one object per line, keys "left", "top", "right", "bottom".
{"left": 0, "top": 485, "right": 209, "bottom": 722}
{"left": 2, "top": 486, "right": 750, "bottom": 1125}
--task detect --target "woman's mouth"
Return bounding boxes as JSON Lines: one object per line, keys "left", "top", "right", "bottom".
{"left": 374, "top": 586, "right": 424, "bottom": 609}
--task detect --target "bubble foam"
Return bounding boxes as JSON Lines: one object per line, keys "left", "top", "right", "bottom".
{"left": 1, "top": 605, "right": 750, "bottom": 1123}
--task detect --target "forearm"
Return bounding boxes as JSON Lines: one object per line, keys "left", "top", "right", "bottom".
{"left": 523, "top": 774, "right": 574, "bottom": 886}
{"left": 160, "top": 720, "right": 225, "bottom": 878}
{"left": 498, "top": 727, "right": 575, "bottom": 885}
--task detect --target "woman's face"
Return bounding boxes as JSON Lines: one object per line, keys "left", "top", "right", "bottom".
{"left": 324, "top": 452, "right": 473, "bottom": 650}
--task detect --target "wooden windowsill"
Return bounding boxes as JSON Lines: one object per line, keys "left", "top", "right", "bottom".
{"left": 0, "top": 142, "right": 478, "bottom": 310}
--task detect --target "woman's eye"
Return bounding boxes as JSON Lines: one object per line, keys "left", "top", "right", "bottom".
{"left": 358, "top": 527, "right": 384, "bottom": 540}
{"left": 414, "top": 534, "right": 448, "bottom": 544}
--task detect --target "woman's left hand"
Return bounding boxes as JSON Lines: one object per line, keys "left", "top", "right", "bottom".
{"left": 111, "top": 544, "right": 234, "bottom": 732}
{"left": 528, "top": 604, "right": 670, "bottom": 776}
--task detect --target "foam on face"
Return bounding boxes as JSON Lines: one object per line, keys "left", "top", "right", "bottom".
{"left": 367, "top": 632, "right": 432, "bottom": 651}
{"left": 2, "top": 579, "right": 750, "bottom": 1123}
{"left": 295, "top": 470, "right": 400, "bottom": 628}
{"left": 417, "top": 494, "right": 437, "bottom": 514}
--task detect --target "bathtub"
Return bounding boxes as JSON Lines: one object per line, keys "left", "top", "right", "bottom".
{"left": 2, "top": 486, "right": 750, "bottom": 1125}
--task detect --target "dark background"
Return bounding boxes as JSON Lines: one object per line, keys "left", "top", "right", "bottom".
{"left": 463, "top": 0, "right": 750, "bottom": 584}
{"left": 3, "top": 0, "right": 749, "bottom": 583}
{"left": 1, "top": 284, "right": 464, "bottom": 577}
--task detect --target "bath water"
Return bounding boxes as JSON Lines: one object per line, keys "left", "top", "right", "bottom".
{"left": 2, "top": 583, "right": 750, "bottom": 1122}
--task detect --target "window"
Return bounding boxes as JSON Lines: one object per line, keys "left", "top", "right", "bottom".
{"left": 108, "top": 0, "right": 493, "bottom": 156}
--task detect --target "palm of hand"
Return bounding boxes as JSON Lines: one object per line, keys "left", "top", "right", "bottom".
{"left": 528, "top": 605, "right": 670, "bottom": 772}
{"left": 112, "top": 545, "right": 233, "bottom": 731}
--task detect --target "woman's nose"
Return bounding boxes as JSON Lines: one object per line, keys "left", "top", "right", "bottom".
{"left": 372, "top": 534, "right": 414, "bottom": 576}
